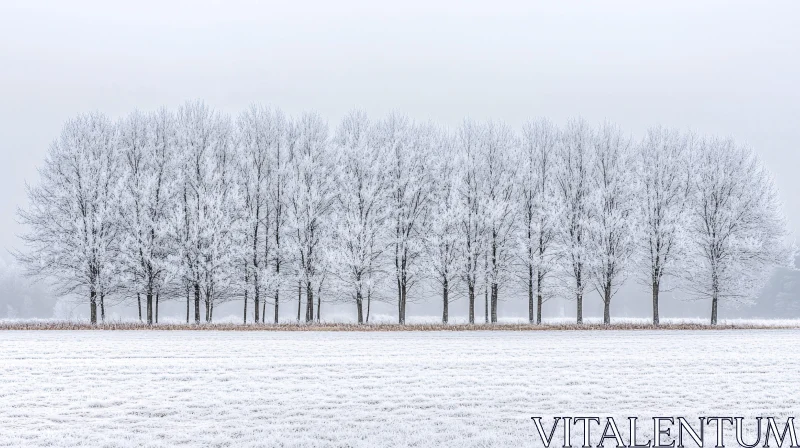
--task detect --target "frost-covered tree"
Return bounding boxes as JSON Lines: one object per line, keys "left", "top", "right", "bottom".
{"left": 199, "top": 118, "right": 239, "bottom": 323}
{"left": 235, "top": 105, "right": 288, "bottom": 323}
{"left": 118, "top": 109, "right": 176, "bottom": 325}
{"left": 454, "top": 120, "right": 486, "bottom": 324}
{"left": 554, "top": 119, "right": 594, "bottom": 324}
{"left": 634, "top": 127, "right": 693, "bottom": 325}
{"left": 685, "top": 137, "right": 791, "bottom": 324}
{"left": 481, "top": 121, "right": 518, "bottom": 323}
{"left": 286, "top": 112, "right": 335, "bottom": 323}
{"left": 379, "top": 113, "right": 434, "bottom": 324}
{"left": 423, "top": 127, "right": 460, "bottom": 323}
{"left": 268, "top": 111, "right": 291, "bottom": 324}
{"left": 329, "top": 110, "right": 389, "bottom": 324}
{"left": 172, "top": 101, "right": 238, "bottom": 323}
{"left": 587, "top": 123, "right": 637, "bottom": 325}
{"left": 18, "top": 103, "right": 798, "bottom": 326}
{"left": 518, "top": 119, "right": 560, "bottom": 324}
{"left": 18, "top": 113, "right": 121, "bottom": 324}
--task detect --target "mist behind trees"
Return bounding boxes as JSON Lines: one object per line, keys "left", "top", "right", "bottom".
{"left": 8, "top": 103, "right": 796, "bottom": 325}
{"left": 2, "top": 252, "right": 799, "bottom": 322}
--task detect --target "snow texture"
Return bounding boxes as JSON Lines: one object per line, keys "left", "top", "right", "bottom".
{"left": 1, "top": 329, "right": 798, "bottom": 447}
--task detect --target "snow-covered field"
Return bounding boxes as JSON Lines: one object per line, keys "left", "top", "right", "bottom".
{"left": 6, "top": 315, "right": 800, "bottom": 327}
{"left": 1, "top": 330, "right": 798, "bottom": 447}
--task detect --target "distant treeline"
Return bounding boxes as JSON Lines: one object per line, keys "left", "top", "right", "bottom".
{"left": 16, "top": 102, "right": 792, "bottom": 326}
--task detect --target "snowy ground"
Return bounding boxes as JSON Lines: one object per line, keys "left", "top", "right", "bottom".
{"left": 1, "top": 330, "right": 798, "bottom": 447}
{"left": 6, "top": 315, "right": 800, "bottom": 327}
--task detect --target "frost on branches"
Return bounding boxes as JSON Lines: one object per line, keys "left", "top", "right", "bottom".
{"left": 18, "top": 113, "right": 119, "bottom": 325}
{"left": 518, "top": 119, "right": 560, "bottom": 324}
{"left": 553, "top": 119, "right": 595, "bottom": 324}
{"left": 118, "top": 109, "right": 176, "bottom": 325}
{"left": 380, "top": 114, "right": 434, "bottom": 325}
{"left": 587, "top": 123, "right": 637, "bottom": 325}
{"left": 15, "top": 102, "right": 794, "bottom": 325}
{"left": 286, "top": 112, "right": 335, "bottom": 323}
{"left": 424, "top": 127, "right": 460, "bottom": 324}
{"left": 634, "top": 127, "right": 693, "bottom": 325}
{"left": 683, "top": 138, "right": 792, "bottom": 324}
{"left": 329, "top": 110, "right": 390, "bottom": 324}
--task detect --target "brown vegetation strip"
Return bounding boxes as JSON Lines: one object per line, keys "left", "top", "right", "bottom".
{"left": 0, "top": 322, "right": 797, "bottom": 331}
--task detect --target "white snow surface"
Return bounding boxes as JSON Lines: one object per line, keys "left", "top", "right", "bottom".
{"left": 1, "top": 330, "right": 798, "bottom": 447}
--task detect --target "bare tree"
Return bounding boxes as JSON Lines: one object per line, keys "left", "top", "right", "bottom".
{"left": 286, "top": 112, "right": 335, "bottom": 323}
{"left": 379, "top": 113, "right": 433, "bottom": 325}
{"left": 269, "top": 111, "right": 290, "bottom": 324}
{"left": 454, "top": 120, "right": 486, "bottom": 324}
{"left": 634, "top": 127, "right": 693, "bottom": 325}
{"left": 17, "top": 113, "right": 121, "bottom": 324}
{"left": 329, "top": 110, "right": 389, "bottom": 324}
{"left": 684, "top": 137, "right": 792, "bottom": 324}
{"left": 118, "top": 109, "right": 176, "bottom": 325}
{"left": 554, "top": 119, "right": 594, "bottom": 324}
{"left": 481, "top": 121, "right": 518, "bottom": 323}
{"left": 172, "top": 101, "right": 237, "bottom": 323}
{"left": 235, "top": 105, "right": 287, "bottom": 323}
{"left": 518, "top": 119, "right": 560, "bottom": 324}
{"left": 587, "top": 123, "right": 637, "bottom": 325}
{"left": 423, "top": 127, "right": 460, "bottom": 323}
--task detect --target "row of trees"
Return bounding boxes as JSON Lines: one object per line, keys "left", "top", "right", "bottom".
{"left": 17, "top": 102, "right": 792, "bottom": 325}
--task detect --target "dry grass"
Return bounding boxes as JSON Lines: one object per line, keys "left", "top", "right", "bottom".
{"left": 1, "top": 320, "right": 797, "bottom": 331}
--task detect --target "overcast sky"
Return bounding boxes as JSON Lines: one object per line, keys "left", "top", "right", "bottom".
{"left": 2, "top": 0, "right": 799, "bottom": 253}
{"left": 1, "top": 1, "right": 799, "bottom": 319}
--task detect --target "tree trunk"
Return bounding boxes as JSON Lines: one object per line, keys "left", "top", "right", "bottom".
{"left": 603, "top": 285, "right": 611, "bottom": 325}
{"left": 490, "top": 236, "right": 497, "bottom": 324}
{"left": 90, "top": 290, "right": 97, "bottom": 325}
{"left": 536, "top": 270, "right": 544, "bottom": 325}
{"left": 398, "top": 281, "right": 407, "bottom": 325}
{"left": 396, "top": 277, "right": 403, "bottom": 325}
{"left": 484, "top": 285, "right": 488, "bottom": 324}
{"left": 710, "top": 270, "right": 719, "bottom": 325}
{"left": 243, "top": 289, "right": 248, "bottom": 324}
{"left": 194, "top": 282, "right": 200, "bottom": 324}
{"left": 490, "top": 282, "right": 498, "bottom": 324}
{"left": 274, "top": 288, "right": 279, "bottom": 324}
{"left": 711, "top": 293, "right": 718, "bottom": 325}
{"left": 253, "top": 284, "right": 260, "bottom": 324}
{"left": 576, "top": 273, "right": 583, "bottom": 324}
{"left": 316, "top": 290, "right": 321, "bottom": 322}
{"left": 137, "top": 293, "right": 142, "bottom": 322}
{"left": 468, "top": 284, "right": 475, "bottom": 324}
{"left": 275, "top": 178, "right": 282, "bottom": 325}
{"left": 155, "top": 293, "right": 159, "bottom": 324}
{"left": 185, "top": 287, "right": 190, "bottom": 324}
{"left": 100, "top": 293, "right": 105, "bottom": 323}
{"left": 305, "top": 282, "right": 314, "bottom": 323}
{"left": 146, "top": 292, "right": 153, "bottom": 326}
{"left": 442, "top": 278, "right": 449, "bottom": 324}
{"left": 210, "top": 301, "right": 214, "bottom": 322}
{"left": 366, "top": 291, "right": 371, "bottom": 323}
{"left": 528, "top": 266, "right": 534, "bottom": 324}
{"left": 652, "top": 279, "right": 660, "bottom": 326}
{"left": 356, "top": 292, "right": 363, "bottom": 325}
{"left": 297, "top": 280, "right": 302, "bottom": 322}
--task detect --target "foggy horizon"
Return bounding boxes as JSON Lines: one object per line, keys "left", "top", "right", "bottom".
{"left": 2, "top": 1, "right": 799, "bottom": 321}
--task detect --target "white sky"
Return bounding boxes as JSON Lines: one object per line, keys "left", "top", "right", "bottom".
{"left": 1, "top": 0, "right": 799, "bottom": 257}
